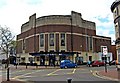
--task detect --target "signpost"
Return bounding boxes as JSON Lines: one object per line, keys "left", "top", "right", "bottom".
{"left": 102, "top": 46, "right": 108, "bottom": 73}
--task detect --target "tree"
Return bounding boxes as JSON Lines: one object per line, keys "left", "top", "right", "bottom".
{"left": 0, "top": 26, "right": 15, "bottom": 81}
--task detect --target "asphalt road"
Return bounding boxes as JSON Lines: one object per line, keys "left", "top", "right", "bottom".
{"left": 0, "top": 65, "right": 118, "bottom": 83}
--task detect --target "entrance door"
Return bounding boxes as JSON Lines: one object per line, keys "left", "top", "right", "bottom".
{"left": 49, "top": 55, "right": 55, "bottom": 66}
{"left": 89, "top": 56, "right": 92, "bottom": 61}
{"left": 60, "top": 56, "right": 66, "bottom": 61}
{"left": 40, "top": 56, "right": 45, "bottom": 66}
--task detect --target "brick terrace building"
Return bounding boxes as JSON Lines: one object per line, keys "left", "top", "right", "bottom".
{"left": 16, "top": 11, "right": 112, "bottom": 66}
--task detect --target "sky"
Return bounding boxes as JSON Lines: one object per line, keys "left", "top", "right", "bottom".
{"left": 0, "top": 0, "right": 115, "bottom": 44}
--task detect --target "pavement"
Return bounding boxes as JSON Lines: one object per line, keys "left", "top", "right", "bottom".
{"left": 96, "top": 68, "right": 120, "bottom": 81}
{"left": 1, "top": 65, "right": 120, "bottom": 83}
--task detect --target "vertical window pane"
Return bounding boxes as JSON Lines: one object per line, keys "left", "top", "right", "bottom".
{"left": 86, "top": 36, "right": 89, "bottom": 51}
{"left": 90, "top": 37, "right": 93, "bottom": 51}
{"left": 61, "top": 33, "right": 65, "bottom": 46}
{"left": 49, "top": 33, "right": 54, "bottom": 46}
{"left": 40, "top": 34, "right": 44, "bottom": 47}
{"left": 22, "top": 39, "right": 26, "bottom": 50}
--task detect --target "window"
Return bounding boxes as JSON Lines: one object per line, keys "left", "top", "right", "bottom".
{"left": 61, "top": 33, "right": 65, "bottom": 46}
{"left": 45, "top": 56, "right": 49, "bottom": 61}
{"left": 29, "top": 57, "right": 34, "bottom": 62}
{"left": 115, "top": 22, "right": 119, "bottom": 38}
{"left": 37, "top": 57, "right": 40, "bottom": 61}
{"left": 89, "top": 36, "right": 93, "bottom": 51}
{"left": 21, "top": 57, "right": 25, "bottom": 61}
{"left": 22, "top": 39, "right": 26, "bottom": 50}
{"left": 114, "top": 7, "right": 119, "bottom": 18}
{"left": 86, "top": 36, "right": 89, "bottom": 51}
{"left": 49, "top": 33, "right": 54, "bottom": 46}
{"left": 40, "top": 33, "right": 44, "bottom": 47}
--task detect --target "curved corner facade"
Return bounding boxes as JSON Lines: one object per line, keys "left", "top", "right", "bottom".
{"left": 111, "top": 0, "right": 120, "bottom": 64}
{"left": 16, "top": 11, "right": 111, "bottom": 66}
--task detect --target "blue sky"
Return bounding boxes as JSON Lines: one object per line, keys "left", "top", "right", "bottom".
{"left": 0, "top": 0, "right": 115, "bottom": 44}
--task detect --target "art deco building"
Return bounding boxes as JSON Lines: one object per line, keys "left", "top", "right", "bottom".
{"left": 16, "top": 11, "right": 111, "bottom": 66}
{"left": 111, "top": 0, "right": 120, "bottom": 64}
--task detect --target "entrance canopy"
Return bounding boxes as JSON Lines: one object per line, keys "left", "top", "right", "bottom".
{"left": 29, "top": 51, "right": 78, "bottom": 56}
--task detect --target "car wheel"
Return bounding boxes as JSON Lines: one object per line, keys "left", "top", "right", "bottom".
{"left": 75, "top": 65, "right": 77, "bottom": 68}
{"left": 97, "top": 65, "right": 100, "bottom": 67}
{"left": 65, "top": 66, "right": 67, "bottom": 69}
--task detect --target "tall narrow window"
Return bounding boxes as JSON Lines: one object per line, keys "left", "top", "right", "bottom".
{"left": 40, "top": 33, "right": 44, "bottom": 47}
{"left": 49, "top": 33, "right": 54, "bottom": 46}
{"left": 114, "top": 7, "right": 119, "bottom": 18}
{"left": 61, "top": 33, "right": 65, "bottom": 46}
{"left": 22, "top": 39, "right": 26, "bottom": 50}
{"left": 89, "top": 36, "right": 93, "bottom": 51}
{"left": 116, "top": 7, "right": 119, "bottom": 16}
{"left": 86, "top": 36, "right": 89, "bottom": 51}
{"left": 115, "top": 22, "right": 119, "bottom": 39}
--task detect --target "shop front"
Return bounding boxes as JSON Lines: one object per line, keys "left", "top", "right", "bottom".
{"left": 29, "top": 52, "right": 77, "bottom": 66}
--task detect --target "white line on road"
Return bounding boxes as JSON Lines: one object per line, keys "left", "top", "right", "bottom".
{"left": 12, "top": 70, "right": 44, "bottom": 79}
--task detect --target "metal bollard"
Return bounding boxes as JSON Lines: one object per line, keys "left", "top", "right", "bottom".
{"left": 26, "top": 63, "right": 27, "bottom": 69}
{"left": 67, "top": 78, "right": 72, "bottom": 83}
{"left": 36, "top": 63, "right": 38, "bottom": 69}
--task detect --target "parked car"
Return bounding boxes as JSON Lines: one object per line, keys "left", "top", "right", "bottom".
{"left": 109, "top": 60, "right": 116, "bottom": 65}
{"left": 92, "top": 60, "right": 105, "bottom": 67}
{"left": 60, "top": 60, "right": 77, "bottom": 68}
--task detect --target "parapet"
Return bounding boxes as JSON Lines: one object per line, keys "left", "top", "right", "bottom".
{"left": 21, "top": 11, "right": 96, "bottom": 33}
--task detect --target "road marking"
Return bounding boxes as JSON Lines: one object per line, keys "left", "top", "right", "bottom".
{"left": 12, "top": 70, "right": 43, "bottom": 79}
{"left": 90, "top": 70, "right": 93, "bottom": 73}
{"left": 10, "top": 70, "right": 26, "bottom": 74}
{"left": 23, "top": 76, "right": 36, "bottom": 78}
{"left": 47, "top": 69, "right": 60, "bottom": 76}
{"left": 72, "top": 69, "right": 76, "bottom": 73}
{"left": 47, "top": 68, "right": 76, "bottom": 76}
{"left": 67, "top": 69, "right": 76, "bottom": 74}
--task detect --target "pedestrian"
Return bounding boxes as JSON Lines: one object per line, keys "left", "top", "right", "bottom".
{"left": 13, "top": 60, "right": 16, "bottom": 66}
{"left": 87, "top": 60, "right": 91, "bottom": 67}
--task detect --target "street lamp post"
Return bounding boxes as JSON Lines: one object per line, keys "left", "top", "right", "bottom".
{"left": 6, "top": 46, "right": 10, "bottom": 81}
{"left": 102, "top": 46, "right": 108, "bottom": 73}
{"left": 85, "top": 28, "right": 88, "bottom": 62}
{"left": 105, "top": 55, "right": 107, "bottom": 73}
{"left": 70, "top": 17, "right": 73, "bottom": 61}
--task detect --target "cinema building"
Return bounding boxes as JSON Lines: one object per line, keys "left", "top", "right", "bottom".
{"left": 16, "top": 11, "right": 112, "bottom": 66}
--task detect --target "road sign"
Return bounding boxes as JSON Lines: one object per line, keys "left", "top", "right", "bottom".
{"left": 102, "top": 46, "right": 108, "bottom": 55}
{"left": 101, "top": 46, "right": 108, "bottom": 73}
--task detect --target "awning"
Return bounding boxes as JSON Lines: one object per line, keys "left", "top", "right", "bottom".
{"left": 29, "top": 51, "right": 78, "bottom": 56}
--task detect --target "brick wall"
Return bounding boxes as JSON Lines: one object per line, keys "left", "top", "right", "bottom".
{"left": 17, "top": 24, "right": 111, "bottom": 54}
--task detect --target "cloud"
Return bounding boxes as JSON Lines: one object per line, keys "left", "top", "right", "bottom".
{"left": 97, "top": 27, "right": 115, "bottom": 43}
{"left": 0, "top": 0, "right": 115, "bottom": 43}
{"left": 0, "top": 0, "right": 7, "bottom": 8}
{"left": 22, "top": 0, "right": 42, "bottom": 5}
